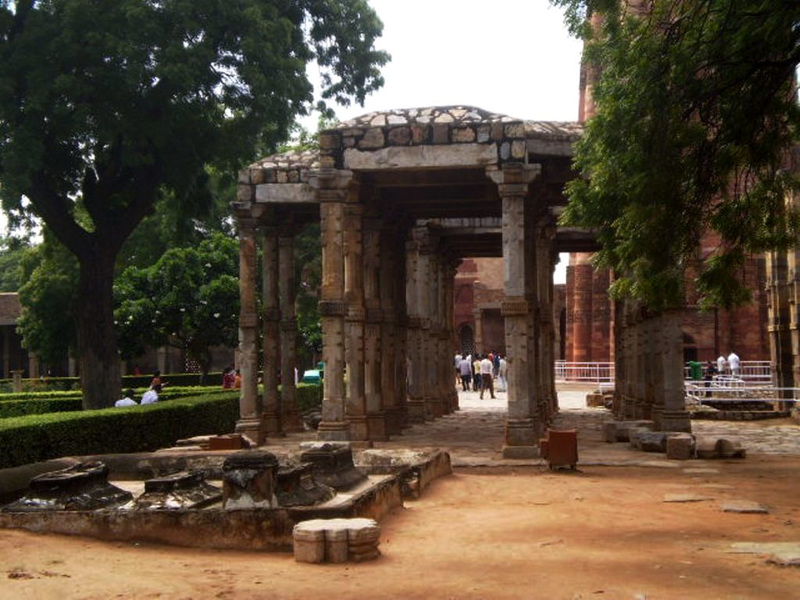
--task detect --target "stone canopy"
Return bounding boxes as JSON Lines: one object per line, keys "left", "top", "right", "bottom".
{"left": 232, "top": 105, "right": 616, "bottom": 456}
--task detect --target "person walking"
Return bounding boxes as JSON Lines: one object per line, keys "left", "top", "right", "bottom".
{"left": 716, "top": 355, "right": 727, "bottom": 375}
{"left": 473, "top": 355, "right": 482, "bottom": 391}
{"left": 479, "top": 355, "right": 496, "bottom": 399}
{"left": 497, "top": 355, "right": 508, "bottom": 392}
{"left": 458, "top": 356, "right": 472, "bottom": 392}
{"left": 727, "top": 351, "right": 741, "bottom": 377}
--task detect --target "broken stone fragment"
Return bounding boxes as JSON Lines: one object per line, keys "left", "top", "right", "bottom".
{"left": 222, "top": 450, "right": 279, "bottom": 510}
{"left": 666, "top": 434, "right": 695, "bottom": 460}
{"left": 3, "top": 461, "right": 132, "bottom": 512}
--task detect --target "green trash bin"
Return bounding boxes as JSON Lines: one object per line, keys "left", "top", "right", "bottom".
{"left": 689, "top": 361, "right": 702, "bottom": 381}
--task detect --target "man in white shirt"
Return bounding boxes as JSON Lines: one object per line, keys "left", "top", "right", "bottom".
{"left": 497, "top": 356, "right": 508, "bottom": 392}
{"left": 115, "top": 389, "right": 137, "bottom": 407}
{"left": 727, "top": 352, "right": 740, "bottom": 377}
{"left": 716, "top": 355, "right": 726, "bottom": 375}
{"left": 479, "top": 355, "right": 495, "bottom": 400}
{"left": 141, "top": 384, "right": 161, "bottom": 405}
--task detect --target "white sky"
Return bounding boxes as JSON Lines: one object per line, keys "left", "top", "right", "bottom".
{"left": 304, "top": 0, "right": 583, "bottom": 283}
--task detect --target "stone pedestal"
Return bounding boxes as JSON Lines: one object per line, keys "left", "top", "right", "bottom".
{"left": 222, "top": 450, "right": 279, "bottom": 510}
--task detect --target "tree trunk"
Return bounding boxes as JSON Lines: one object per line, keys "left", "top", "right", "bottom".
{"left": 74, "top": 254, "right": 121, "bottom": 409}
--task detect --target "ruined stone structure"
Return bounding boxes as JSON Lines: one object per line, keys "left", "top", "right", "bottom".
{"left": 235, "top": 106, "right": 596, "bottom": 457}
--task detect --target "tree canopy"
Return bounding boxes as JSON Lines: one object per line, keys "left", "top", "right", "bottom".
{"left": 114, "top": 233, "right": 239, "bottom": 377}
{"left": 552, "top": 0, "right": 800, "bottom": 310}
{"left": 0, "top": 0, "right": 388, "bottom": 407}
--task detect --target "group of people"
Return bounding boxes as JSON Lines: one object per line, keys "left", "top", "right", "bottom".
{"left": 715, "top": 352, "right": 741, "bottom": 377}
{"left": 114, "top": 370, "right": 165, "bottom": 407}
{"left": 222, "top": 366, "right": 242, "bottom": 389}
{"left": 455, "top": 352, "right": 508, "bottom": 399}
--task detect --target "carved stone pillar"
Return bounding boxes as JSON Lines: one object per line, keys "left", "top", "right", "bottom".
{"left": 489, "top": 163, "right": 541, "bottom": 458}
{"left": 767, "top": 250, "right": 794, "bottom": 390}
{"left": 279, "top": 229, "right": 302, "bottom": 432}
{"left": 405, "top": 236, "right": 426, "bottom": 423}
{"left": 380, "top": 220, "right": 405, "bottom": 434}
{"left": 363, "top": 215, "right": 387, "bottom": 440}
{"left": 234, "top": 212, "right": 264, "bottom": 444}
{"left": 344, "top": 202, "right": 369, "bottom": 442}
{"left": 658, "top": 310, "right": 691, "bottom": 432}
{"left": 316, "top": 170, "right": 353, "bottom": 441}
{"left": 261, "top": 222, "right": 282, "bottom": 436}
{"left": 416, "top": 227, "right": 437, "bottom": 421}
{"left": 535, "top": 223, "right": 557, "bottom": 423}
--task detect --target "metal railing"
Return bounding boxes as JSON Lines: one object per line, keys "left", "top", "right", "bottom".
{"left": 555, "top": 361, "right": 615, "bottom": 383}
{"left": 685, "top": 378, "right": 797, "bottom": 406}
{"left": 684, "top": 361, "right": 773, "bottom": 385}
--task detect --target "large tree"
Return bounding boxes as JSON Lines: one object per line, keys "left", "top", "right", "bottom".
{"left": 0, "top": 0, "right": 388, "bottom": 408}
{"left": 553, "top": 0, "right": 800, "bottom": 310}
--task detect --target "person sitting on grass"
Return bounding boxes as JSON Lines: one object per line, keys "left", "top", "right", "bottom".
{"left": 141, "top": 384, "right": 161, "bottom": 405}
{"left": 114, "top": 389, "right": 137, "bottom": 407}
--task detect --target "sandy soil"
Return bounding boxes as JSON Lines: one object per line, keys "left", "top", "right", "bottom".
{"left": 1, "top": 456, "right": 799, "bottom": 600}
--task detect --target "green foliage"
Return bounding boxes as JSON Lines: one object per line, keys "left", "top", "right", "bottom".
{"left": 294, "top": 383, "right": 323, "bottom": 414}
{"left": 16, "top": 232, "right": 79, "bottom": 366}
{"left": 0, "top": 0, "right": 388, "bottom": 407}
{"left": 0, "top": 391, "right": 239, "bottom": 469}
{"left": 0, "top": 236, "right": 30, "bottom": 292}
{"left": 553, "top": 0, "right": 800, "bottom": 310}
{"left": 295, "top": 223, "right": 323, "bottom": 367}
{"left": 114, "top": 233, "right": 239, "bottom": 373}
{"left": 0, "top": 397, "right": 82, "bottom": 418}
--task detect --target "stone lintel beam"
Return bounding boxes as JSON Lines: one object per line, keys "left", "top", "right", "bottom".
{"left": 344, "top": 143, "right": 498, "bottom": 171}
{"left": 255, "top": 183, "right": 315, "bottom": 204}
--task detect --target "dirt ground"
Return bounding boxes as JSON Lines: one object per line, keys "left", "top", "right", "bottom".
{"left": 1, "top": 456, "right": 799, "bottom": 599}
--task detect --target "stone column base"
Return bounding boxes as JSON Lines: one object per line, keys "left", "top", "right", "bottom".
{"left": 384, "top": 407, "right": 406, "bottom": 435}
{"left": 347, "top": 415, "right": 370, "bottom": 441}
{"left": 317, "top": 421, "right": 350, "bottom": 441}
{"left": 282, "top": 409, "right": 304, "bottom": 433}
{"left": 504, "top": 418, "right": 539, "bottom": 450}
{"left": 502, "top": 445, "right": 540, "bottom": 459}
{"left": 426, "top": 397, "right": 444, "bottom": 420}
{"left": 235, "top": 417, "right": 265, "bottom": 446}
{"left": 406, "top": 400, "right": 426, "bottom": 423}
{"left": 659, "top": 410, "right": 691, "bottom": 433}
{"left": 367, "top": 412, "right": 388, "bottom": 441}
{"left": 261, "top": 412, "right": 285, "bottom": 437}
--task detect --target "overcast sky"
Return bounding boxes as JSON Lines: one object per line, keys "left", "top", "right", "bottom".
{"left": 305, "top": 0, "right": 583, "bottom": 282}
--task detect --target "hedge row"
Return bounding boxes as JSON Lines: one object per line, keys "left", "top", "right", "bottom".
{"left": 0, "top": 398, "right": 83, "bottom": 419}
{"left": 0, "top": 391, "right": 240, "bottom": 469}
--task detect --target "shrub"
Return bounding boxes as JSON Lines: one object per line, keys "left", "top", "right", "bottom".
{"left": 0, "top": 398, "right": 83, "bottom": 419}
{"left": 295, "top": 383, "right": 322, "bottom": 414}
{"left": 0, "top": 391, "right": 239, "bottom": 469}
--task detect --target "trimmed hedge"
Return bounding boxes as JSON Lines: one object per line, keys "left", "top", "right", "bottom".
{"left": 0, "top": 384, "right": 322, "bottom": 418}
{"left": 0, "top": 391, "right": 239, "bottom": 469}
{"left": 0, "top": 398, "right": 83, "bottom": 419}
{"left": 296, "top": 383, "right": 323, "bottom": 414}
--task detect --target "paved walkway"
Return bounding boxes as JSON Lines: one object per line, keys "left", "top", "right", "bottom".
{"left": 368, "top": 384, "right": 800, "bottom": 467}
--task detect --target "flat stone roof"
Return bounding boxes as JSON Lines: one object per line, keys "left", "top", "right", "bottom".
{"left": 245, "top": 106, "right": 582, "bottom": 175}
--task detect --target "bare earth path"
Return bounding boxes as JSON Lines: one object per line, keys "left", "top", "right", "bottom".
{"left": 2, "top": 386, "right": 800, "bottom": 599}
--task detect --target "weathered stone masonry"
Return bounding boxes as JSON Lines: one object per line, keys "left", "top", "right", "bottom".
{"left": 234, "top": 105, "right": 691, "bottom": 450}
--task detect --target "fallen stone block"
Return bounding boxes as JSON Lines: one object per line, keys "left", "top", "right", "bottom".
{"left": 634, "top": 432, "right": 669, "bottom": 453}
{"left": 603, "top": 422, "right": 617, "bottom": 443}
{"left": 666, "top": 434, "right": 695, "bottom": 460}
{"left": 722, "top": 500, "right": 768, "bottom": 514}
{"left": 627, "top": 427, "right": 651, "bottom": 448}
{"left": 614, "top": 421, "right": 655, "bottom": 443}
{"left": 695, "top": 437, "right": 719, "bottom": 459}
{"left": 293, "top": 518, "right": 382, "bottom": 564}
{"left": 663, "top": 493, "right": 714, "bottom": 503}
{"left": 716, "top": 438, "right": 746, "bottom": 459}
